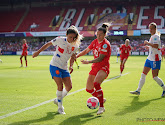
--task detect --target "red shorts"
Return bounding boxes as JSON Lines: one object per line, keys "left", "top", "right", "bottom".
{"left": 162, "top": 52, "right": 165, "bottom": 56}
{"left": 22, "top": 51, "right": 28, "bottom": 56}
{"left": 89, "top": 65, "right": 109, "bottom": 76}
{"left": 120, "top": 55, "right": 129, "bottom": 61}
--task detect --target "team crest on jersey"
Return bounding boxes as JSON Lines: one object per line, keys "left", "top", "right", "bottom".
{"left": 103, "top": 44, "right": 107, "bottom": 49}
{"left": 72, "top": 47, "right": 75, "bottom": 51}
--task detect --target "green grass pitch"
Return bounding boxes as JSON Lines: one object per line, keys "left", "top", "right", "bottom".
{"left": 0, "top": 55, "right": 165, "bottom": 125}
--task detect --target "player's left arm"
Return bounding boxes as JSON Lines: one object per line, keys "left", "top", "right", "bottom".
{"left": 81, "top": 54, "right": 106, "bottom": 64}
{"left": 144, "top": 40, "right": 158, "bottom": 48}
{"left": 69, "top": 53, "right": 76, "bottom": 74}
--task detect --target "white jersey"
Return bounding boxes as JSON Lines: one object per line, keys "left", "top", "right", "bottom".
{"left": 147, "top": 33, "right": 162, "bottom": 61}
{"left": 116, "top": 47, "right": 120, "bottom": 54}
{"left": 50, "top": 37, "right": 78, "bottom": 70}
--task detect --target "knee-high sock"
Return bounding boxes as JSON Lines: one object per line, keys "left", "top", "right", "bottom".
{"left": 62, "top": 88, "right": 68, "bottom": 98}
{"left": 26, "top": 60, "right": 27, "bottom": 67}
{"left": 153, "top": 76, "right": 165, "bottom": 91}
{"left": 137, "top": 73, "right": 146, "bottom": 92}
{"left": 94, "top": 82, "right": 104, "bottom": 107}
{"left": 86, "top": 89, "right": 98, "bottom": 97}
{"left": 20, "top": 59, "right": 22, "bottom": 65}
{"left": 120, "top": 64, "right": 124, "bottom": 73}
{"left": 56, "top": 90, "right": 63, "bottom": 108}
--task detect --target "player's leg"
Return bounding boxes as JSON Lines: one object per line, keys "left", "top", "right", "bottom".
{"left": 86, "top": 74, "right": 97, "bottom": 96}
{"left": 130, "top": 59, "right": 151, "bottom": 95}
{"left": 116, "top": 55, "right": 118, "bottom": 63}
{"left": 121, "top": 58, "right": 127, "bottom": 73}
{"left": 94, "top": 70, "right": 107, "bottom": 115}
{"left": 152, "top": 61, "right": 165, "bottom": 97}
{"left": 24, "top": 55, "right": 27, "bottom": 67}
{"left": 53, "top": 76, "right": 66, "bottom": 114}
{"left": 62, "top": 77, "right": 72, "bottom": 98}
{"left": 49, "top": 65, "right": 65, "bottom": 114}
{"left": 120, "top": 60, "right": 124, "bottom": 74}
{"left": 20, "top": 55, "right": 23, "bottom": 67}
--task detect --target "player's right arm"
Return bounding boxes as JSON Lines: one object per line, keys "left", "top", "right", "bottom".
{"left": 32, "top": 41, "right": 52, "bottom": 58}
{"left": 76, "top": 48, "right": 91, "bottom": 58}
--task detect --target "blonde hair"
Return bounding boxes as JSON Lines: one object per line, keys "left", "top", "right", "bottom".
{"left": 67, "top": 25, "right": 83, "bottom": 46}
{"left": 149, "top": 22, "right": 161, "bottom": 36}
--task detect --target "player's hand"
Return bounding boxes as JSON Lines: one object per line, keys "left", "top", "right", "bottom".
{"left": 69, "top": 66, "right": 73, "bottom": 74}
{"left": 144, "top": 40, "right": 149, "bottom": 45}
{"left": 32, "top": 51, "right": 39, "bottom": 58}
{"left": 81, "top": 59, "right": 89, "bottom": 64}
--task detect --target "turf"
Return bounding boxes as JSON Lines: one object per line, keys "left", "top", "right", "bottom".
{"left": 0, "top": 55, "right": 165, "bottom": 125}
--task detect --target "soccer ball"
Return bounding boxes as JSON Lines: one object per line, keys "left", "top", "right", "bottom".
{"left": 87, "top": 97, "right": 99, "bottom": 109}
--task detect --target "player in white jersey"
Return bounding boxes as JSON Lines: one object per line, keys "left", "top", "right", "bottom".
{"left": 116, "top": 45, "right": 120, "bottom": 63}
{"left": 33, "top": 25, "right": 83, "bottom": 114}
{"left": 130, "top": 22, "right": 165, "bottom": 97}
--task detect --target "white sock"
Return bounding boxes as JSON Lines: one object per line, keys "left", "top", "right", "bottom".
{"left": 56, "top": 90, "right": 63, "bottom": 108}
{"left": 153, "top": 76, "right": 165, "bottom": 91}
{"left": 62, "top": 88, "right": 68, "bottom": 98}
{"left": 137, "top": 73, "right": 146, "bottom": 92}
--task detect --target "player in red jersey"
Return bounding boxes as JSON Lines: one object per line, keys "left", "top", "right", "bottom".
{"left": 120, "top": 39, "right": 131, "bottom": 74}
{"left": 76, "top": 23, "right": 111, "bottom": 115}
{"left": 20, "top": 39, "right": 28, "bottom": 67}
{"left": 161, "top": 45, "right": 165, "bottom": 61}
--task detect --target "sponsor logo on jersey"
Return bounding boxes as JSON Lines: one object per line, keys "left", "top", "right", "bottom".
{"left": 101, "top": 49, "right": 107, "bottom": 52}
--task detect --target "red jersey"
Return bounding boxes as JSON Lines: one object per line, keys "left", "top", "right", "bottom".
{"left": 22, "top": 43, "right": 28, "bottom": 56}
{"left": 161, "top": 48, "right": 165, "bottom": 55}
{"left": 22, "top": 43, "right": 28, "bottom": 52}
{"left": 88, "top": 38, "right": 111, "bottom": 68}
{"left": 120, "top": 44, "right": 131, "bottom": 56}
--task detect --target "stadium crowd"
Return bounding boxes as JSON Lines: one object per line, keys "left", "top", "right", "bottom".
{"left": 0, "top": 38, "right": 165, "bottom": 53}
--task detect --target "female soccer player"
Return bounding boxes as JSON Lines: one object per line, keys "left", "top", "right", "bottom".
{"left": 76, "top": 23, "right": 111, "bottom": 115}
{"left": 116, "top": 45, "right": 120, "bottom": 63}
{"left": 33, "top": 25, "right": 83, "bottom": 114}
{"left": 120, "top": 39, "right": 131, "bottom": 74}
{"left": 130, "top": 22, "right": 165, "bottom": 97}
{"left": 20, "top": 39, "right": 28, "bottom": 67}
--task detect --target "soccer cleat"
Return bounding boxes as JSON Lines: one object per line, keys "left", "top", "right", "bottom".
{"left": 20, "top": 65, "right": 23, "bottom": 67}
{"left": 97, "top": 107, "right": 105, "bottom": 115}
{"left": 58, "top": 106, "right": 66, "bottom": 114}
{"left": 162, "top": 91, "right": 165, "bottom": 97}
{"left": 54, "top": 98, "right": 58, "bottom": 106}
{"left": 130, "top": 90, "right": 140, "bottom": 95}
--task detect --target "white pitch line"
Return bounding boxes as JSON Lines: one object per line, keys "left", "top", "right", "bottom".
{"left": 0, "top": 72, "right": 130, "bottom": 120}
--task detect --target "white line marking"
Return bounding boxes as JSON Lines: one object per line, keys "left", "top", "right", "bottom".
{"left": 0, "top": 72, "right": 130, "bottom": 120}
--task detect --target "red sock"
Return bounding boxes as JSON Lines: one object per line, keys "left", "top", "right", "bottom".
{"left": 120, "top": 64, "right": 123, "bottom": 73}
{"left": 26, "top": 60, "right": 27, "bottom": 67}
{"left": 86, "top": 89, "right": 98, "bottom": 97}
{"left": 20, "top": 59, "right": 22, "bottom": 65}
{"left": 94, "top": 82, "right": 104, "bottom": 107}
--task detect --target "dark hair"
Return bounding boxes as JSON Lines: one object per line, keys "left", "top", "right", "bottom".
{"left": 66, "top": 29, "right": 78, "bottom": 38}
{"left": 97, "top": 23, "right": 110, "bottom": 34}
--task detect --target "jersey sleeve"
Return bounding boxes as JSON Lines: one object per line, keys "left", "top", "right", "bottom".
{"left": 100, "top": 43, "right": 109, "bottom": 55}
{"left": 152, "top": 35, "right": 159, "bottom": 44}
{"left": 88, "top": 40, "right": 95, "bottom": 50}
{"left": 51, "top": 37, "right": 61, "bottom": 46}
